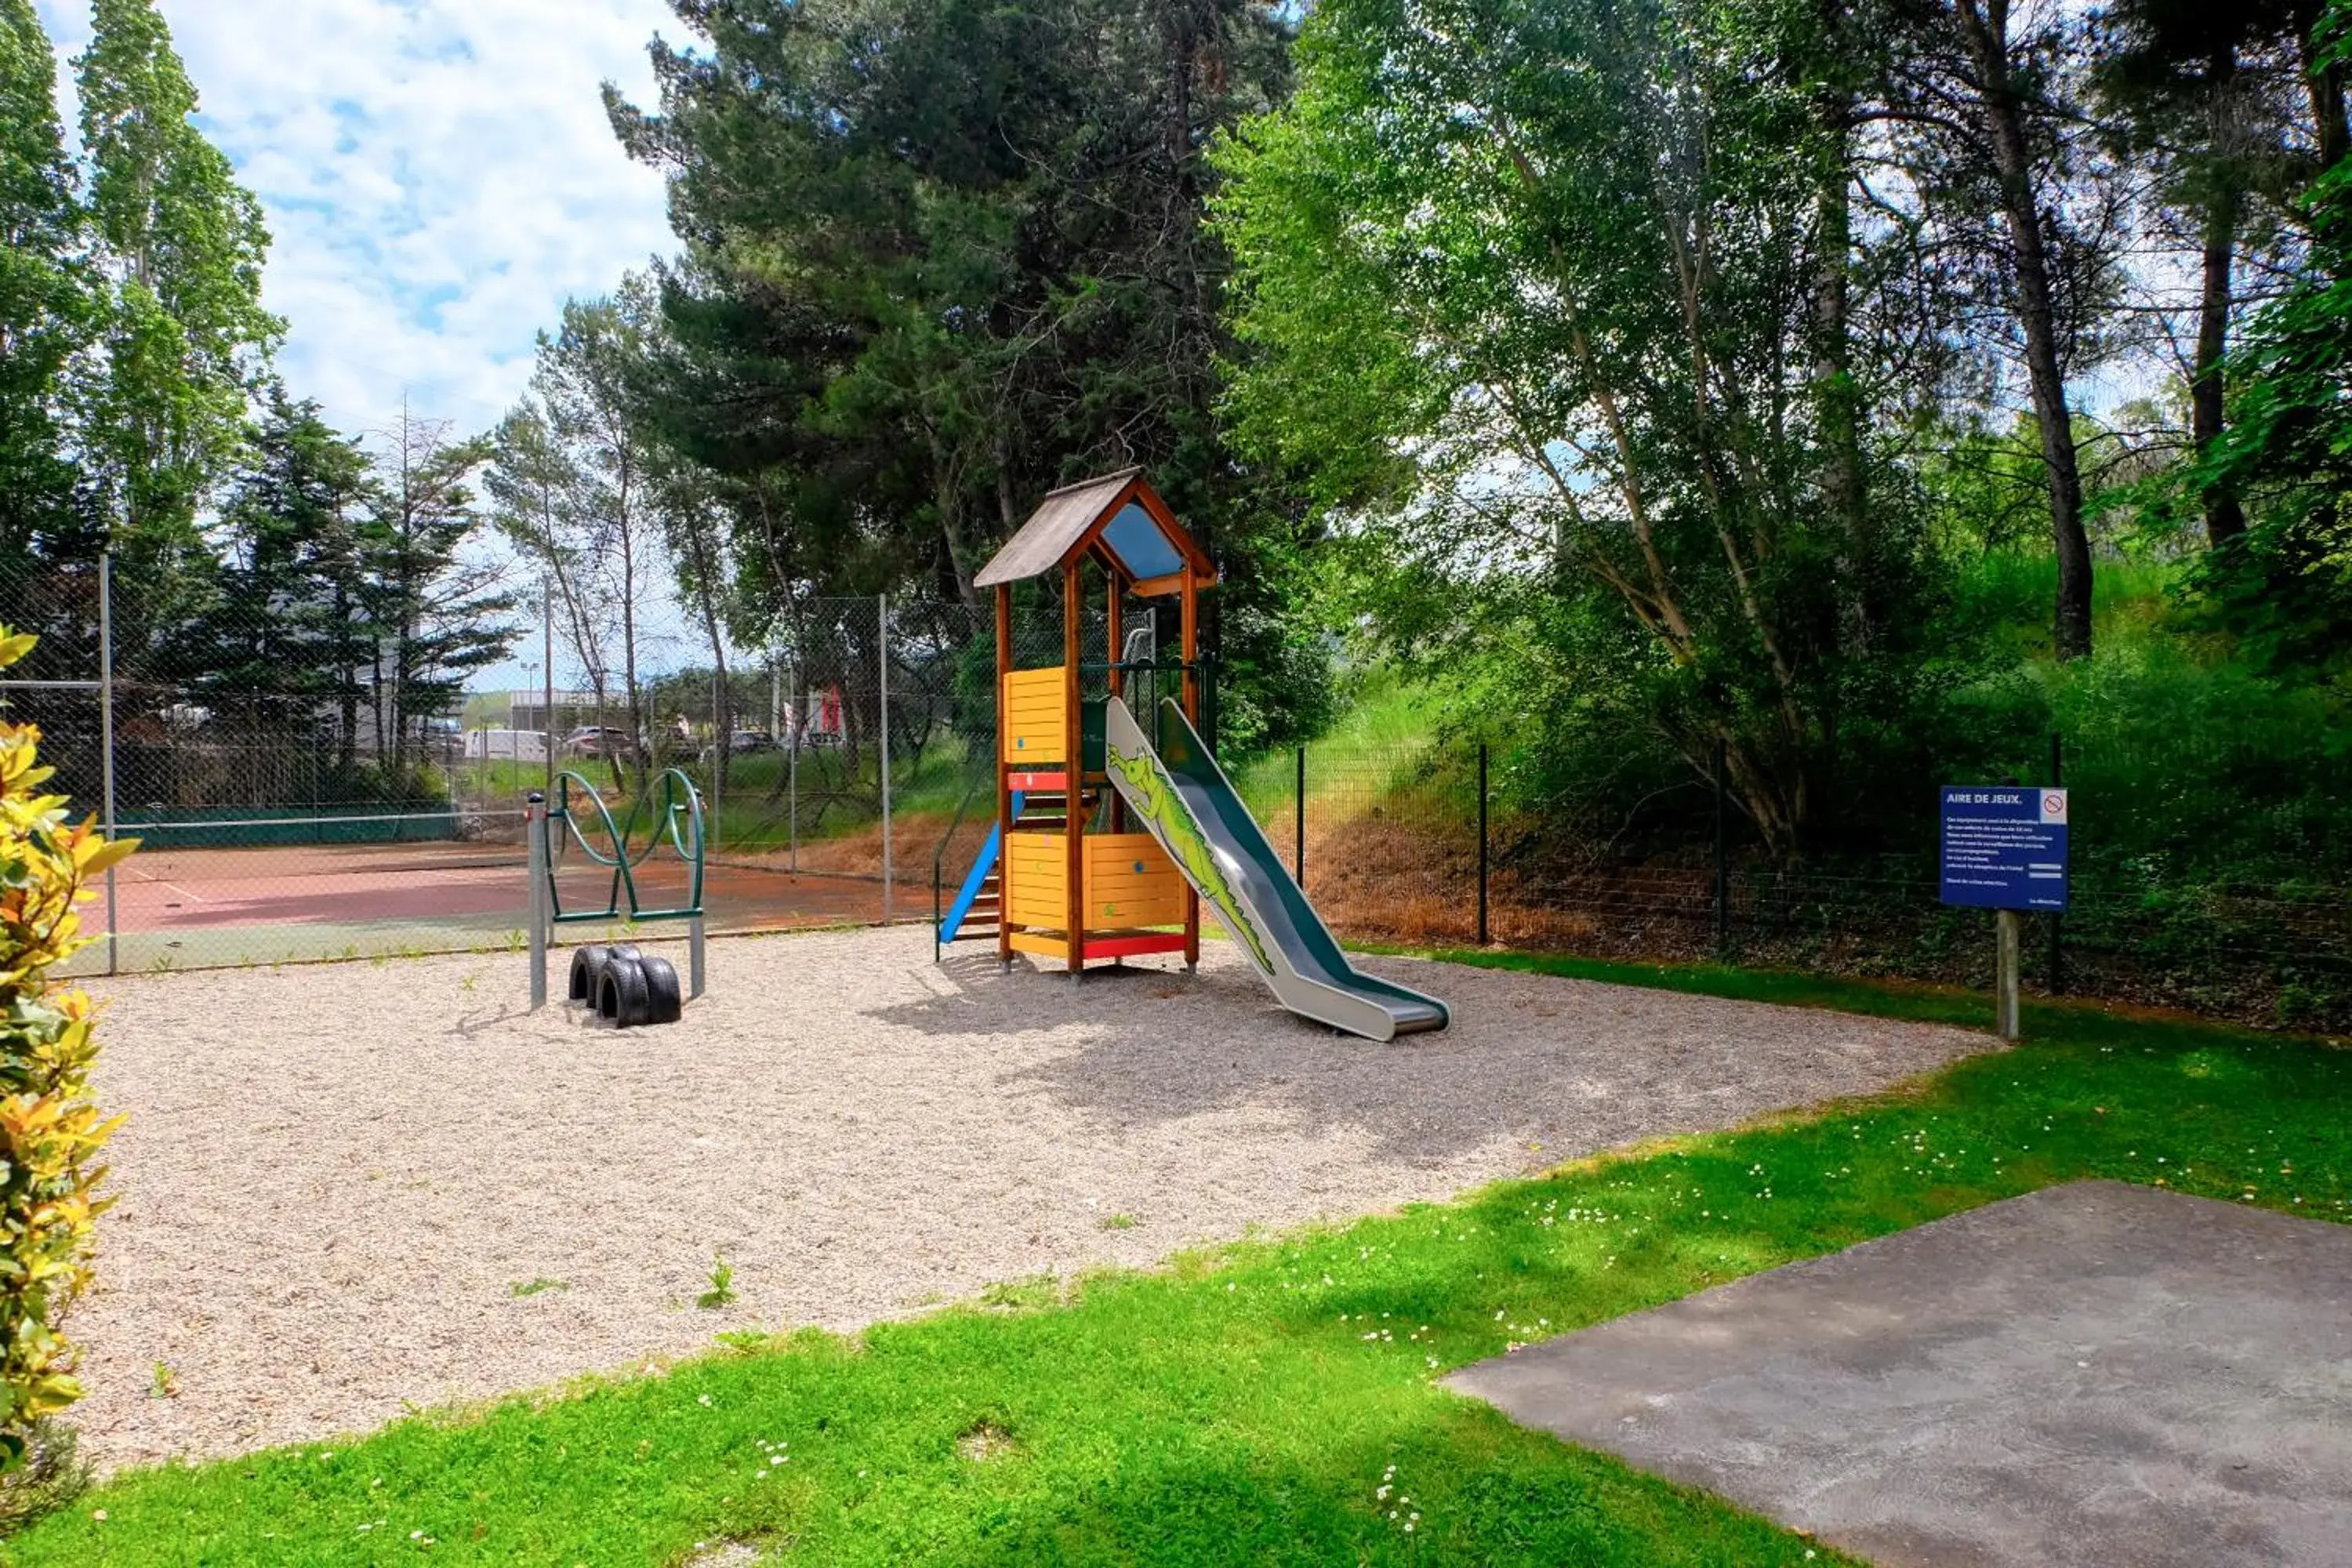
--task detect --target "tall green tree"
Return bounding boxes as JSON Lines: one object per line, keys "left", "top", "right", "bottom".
{"left": 73, "top": 0, "right": 279, "bottom": 608}
{"left": 2094, "top": 0, "right": 2314, "bottom": 550}
{"left": 489, "top": 287, "right": 667, "bottom": 788}
{"left": 365, "top": 408, "right": 515, "bottom": 776}
{"left": 1217, "top": 0, "right": 1955, "bottom": 850}
{"left": 0, "top": 0, "right": 90, "bottom": 572}
{"left": 180, "top": 390, "right": 378, "bottom": 768}
{"left": 1890, "top": 0, "right": 2124, "bottom": 661}
{"left": 607, "top": 0, "right": 1329, "bottom": 750}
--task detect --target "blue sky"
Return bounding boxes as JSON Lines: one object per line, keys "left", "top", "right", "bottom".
{"left": 36, "top": 0, "right": 681, "bottom": 441}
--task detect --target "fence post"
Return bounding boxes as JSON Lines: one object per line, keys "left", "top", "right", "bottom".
{"left": 541, "top": 579, "right": 554, "bottom": 797}
{"left": 708, "top": 664, "right": 723, "bottom": 857}
{"left": 1294, "top": 745, "right": 1306, "bottom": 886}
{"left": 788, "top": 657, "right": 800, "bottom": 875}
{"left": 527, "top": 790, "right": 548, "bottom": 1008}
{"left": 2049, "top": 729, "right": 2063, "bottom": 994}
{"left": 1476, "top": 741, "right": 1490, "bottom": 946}
{"left": 1711, "top": 736, "right": 1729, "bottom": 951}
{"left": 879, "top": 592, "right": 893, "bottom": 924}
{"left": 99, "top": 552, "right": 118, "bottom": 977}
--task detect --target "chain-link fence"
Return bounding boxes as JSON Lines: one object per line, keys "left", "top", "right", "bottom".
{"left": 8, "top": 547, "right": 2345, "bottom": 1028}
{"left": 0, "top": 556, "right": 1003, "bottom": 975}
{"left": 1247, "top": 739, "right": 2352, "bottom": 1033}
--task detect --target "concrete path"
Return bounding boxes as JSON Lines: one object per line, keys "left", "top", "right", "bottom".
{"left": 1449, "top": 1181, "right": 2352, "bottom": 1567}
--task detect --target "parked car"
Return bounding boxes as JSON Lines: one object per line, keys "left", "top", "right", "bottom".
{"left": 563, "top": 725, "right": 632, "bottom": 758}
{"left": 700, "top": 730, "right": 778, "bottom": 762}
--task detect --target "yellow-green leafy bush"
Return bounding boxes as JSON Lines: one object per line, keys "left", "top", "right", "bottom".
{"left": 0, "top": 628, "right": 130, "bottom": 1468}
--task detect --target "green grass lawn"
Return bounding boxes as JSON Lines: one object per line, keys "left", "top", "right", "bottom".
{"left": 17, "top": 956, "right": 2351, "bottom": 1566}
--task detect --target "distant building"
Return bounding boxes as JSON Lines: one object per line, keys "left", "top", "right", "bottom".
{"left": 507, "top": 690, "right": 627, "bottom": 735}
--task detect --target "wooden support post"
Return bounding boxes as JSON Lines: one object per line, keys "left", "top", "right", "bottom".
{"left": 1995, "top": 909, "right": 2022, "bottom": 1040}
{"left": 1106, "top": 575, "right": 1123, "bottom": 834}
{"left": 1181, "top": 562, "right": 1200, "bottom": 971}
{"left": 1064, "top": 558, "right": 1085, "bottom": 982}
{"left": 996, "top": 583, "right": 1014, "bottom": 971}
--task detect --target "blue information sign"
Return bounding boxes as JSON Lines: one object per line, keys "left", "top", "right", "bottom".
{"left": 1940, "top": 786, "right": 2069, "bottom": 911}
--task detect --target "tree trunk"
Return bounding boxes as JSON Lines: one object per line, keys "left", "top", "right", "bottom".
{"left": 1957, "top": 0, "right": 2093, "bottom": 660}
{"left": 2194, "top": 183, "right": 2247, "bottom": 548}
{"left": 2303, "top": 30, "right": 2350, "bottom": 174}
{"left": 1809, "top": 10, "right": 1868, "bottom": 648}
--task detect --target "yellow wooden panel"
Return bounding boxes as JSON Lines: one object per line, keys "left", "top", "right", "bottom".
{"left": 1083, "top": 834, "right": 1185, "bottom": 927}
{"left": 1002, "top": 666, "right": 1068, "bottom": 763}
{"left": 1005, "top": 833, "right": 1072, "bottom": 927}
{"left": 1008, "top": 929, "right": 1074, "bottom": 959}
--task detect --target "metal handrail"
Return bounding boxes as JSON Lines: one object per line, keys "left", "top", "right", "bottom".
{"left": 931, "top": 773, "right": 989, "bottom": 960}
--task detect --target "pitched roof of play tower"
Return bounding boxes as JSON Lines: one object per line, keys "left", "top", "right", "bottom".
{"left": 972, "top": 468, "right": 1214, "bottom": 593}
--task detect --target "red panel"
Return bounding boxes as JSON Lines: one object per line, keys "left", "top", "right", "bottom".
{"left": 1008, "top": 771, "right": 1068, "bottom": 792}
{"left": 1082, "top": 932, "right": 1192, "bottom": 960}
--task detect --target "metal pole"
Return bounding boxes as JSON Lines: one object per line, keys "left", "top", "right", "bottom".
{"left": 1711, "top": 736, "right": 1729, "bottom": 950}
{"left": 788, "top": 658, "right": 800, "bottom": 875}
{"left": 1476, "top": 741, "right": 1490, "bottom": 946}
{"left": 2048, "top": 730, "right": 2063, "bottom": 995}
{"left": 527, "top": 791, "right": 548, "bottom": 1008}
{"left": 1294, "top": 745, "right": 1305, "bottom": 886}
{"left": 879, "top": 592, "right": 893, "bottom": 924}
{"left": 99, "top": 553, "right": 118, "bottom": 976}
{"left": 542, "top": 579, "right": 554, "bottom": 797}
{"left": 689, "top": 915, "right": 706, "bottom": 999}
{"left": 1995, "top": 907, "right": 2022, "bottom": 1040}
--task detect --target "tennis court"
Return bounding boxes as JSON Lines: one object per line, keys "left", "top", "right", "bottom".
{"left": 67, "top": 824, "right": 903, "bottom": 975}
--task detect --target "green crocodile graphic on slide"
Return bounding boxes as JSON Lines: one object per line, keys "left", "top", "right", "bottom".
{"left": 1104, "top": 740, "right": 1274, "bottom": 974}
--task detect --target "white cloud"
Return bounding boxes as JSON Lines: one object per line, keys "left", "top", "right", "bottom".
{"left": 36, "top": 0, "right": 681, "bottom": 441}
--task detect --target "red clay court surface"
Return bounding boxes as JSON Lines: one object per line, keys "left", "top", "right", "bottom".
{"left": 102, "top": 841, "right": 893, "bottom": 940}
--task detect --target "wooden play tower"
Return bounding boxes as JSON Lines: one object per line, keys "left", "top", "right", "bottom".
{"left": 970, "top": 468, "right": 1212, "bottom": 978}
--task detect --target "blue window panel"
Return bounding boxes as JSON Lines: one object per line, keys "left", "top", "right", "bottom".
{"left": 1100, "top": 501, "right": 1185, "bottom": 580}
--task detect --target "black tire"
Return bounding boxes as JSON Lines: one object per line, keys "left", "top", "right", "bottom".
{"left": 567, "top": 945, "right": 612, "bottom": 1003}
{"left": 641, "top": 956, "right": 682, "bottom": 1025}
{"left": 598, "top": 955, "right": 653, "bottom": 1026}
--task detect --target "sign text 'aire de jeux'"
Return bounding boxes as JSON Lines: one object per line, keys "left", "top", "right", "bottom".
{"left": 1939, "top": 786, "right": 2069, "bottom": 912}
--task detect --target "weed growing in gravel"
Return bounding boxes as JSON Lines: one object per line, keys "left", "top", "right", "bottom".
{"left": 147, "top": 1364, "right": 177, "bottom": 1400}
{"left": 509, "top": 1279, "right": 568, "bottom": 1299}
{"left": 697, "top": 1255, "right": 736, "bottom": 1311}
{"left": 1097, "top": 1214, "right": 1137, "bottom": 1231}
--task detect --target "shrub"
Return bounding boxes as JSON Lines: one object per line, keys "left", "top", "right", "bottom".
{"left": 0, "top": 626, "right": 132, "bottom": 1471}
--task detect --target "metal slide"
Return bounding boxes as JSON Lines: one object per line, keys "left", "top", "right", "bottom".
{"left": 1100, "top": 695, "right": 1449, "bottom": 1041}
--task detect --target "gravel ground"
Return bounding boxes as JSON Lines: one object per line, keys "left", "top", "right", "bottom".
{"left": 67, "top": 927, "right": 1991, "bottom": 1472}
